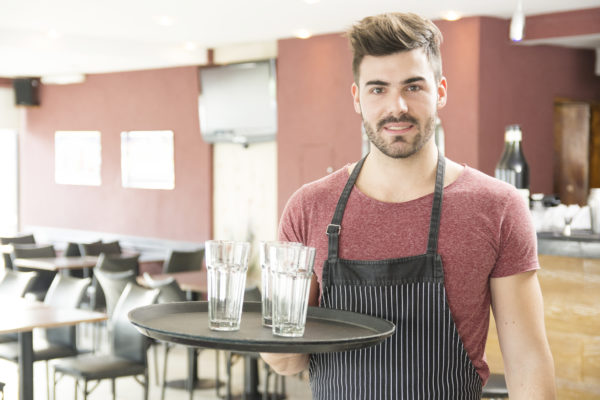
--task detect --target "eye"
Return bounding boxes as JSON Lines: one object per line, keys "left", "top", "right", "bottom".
{"left": 406, "top": 85, "right": 422, "bottom": 93}
{"left": 370, "top": 87, "right": 385, "bottom": 94}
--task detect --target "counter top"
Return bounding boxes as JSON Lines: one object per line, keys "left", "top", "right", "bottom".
{"left": 537, "top": 230, "right": 600, "bottom": 258}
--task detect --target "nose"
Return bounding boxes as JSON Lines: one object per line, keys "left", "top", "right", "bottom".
{"left": 387, "top": 92, "right": 408, "bottom": 115}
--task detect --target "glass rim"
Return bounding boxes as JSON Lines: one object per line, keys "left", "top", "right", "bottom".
{"left": 205, "top": 239, "right": 250, "bottom": 246}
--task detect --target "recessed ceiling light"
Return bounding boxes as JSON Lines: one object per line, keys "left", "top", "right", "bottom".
{"left": 294, "top": 29, "right": 312, "bottom": 39}
{"left": 155, "top": 16, "right": 174, "bottom": 26}
{"left": 441, "top": 11, "right": 462, "bottom": 21}
{"left": 47, "top": 29, "right": 61, "bottom": 39}
{"left": 184, "top": 42, "right": 198, "bottom": 51}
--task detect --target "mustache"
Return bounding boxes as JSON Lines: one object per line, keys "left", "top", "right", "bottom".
{"left": 376, "top": 114, "right": 419, "bottom": 131}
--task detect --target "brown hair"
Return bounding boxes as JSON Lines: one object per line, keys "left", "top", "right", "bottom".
{"left": 347, "top": 13, "right": 443, "bottom": 84}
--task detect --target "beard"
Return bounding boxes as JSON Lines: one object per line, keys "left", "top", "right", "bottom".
{"left": 363, "top": 113, "right": 436, "bottom": 159}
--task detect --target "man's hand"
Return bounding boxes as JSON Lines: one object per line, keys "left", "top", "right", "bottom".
{"left": 260, "top": 353, "right": 309, "bottom": 376}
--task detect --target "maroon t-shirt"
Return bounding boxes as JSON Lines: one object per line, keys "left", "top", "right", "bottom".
{"left": 278, "top": 163, "right": 539, "bottom": 384}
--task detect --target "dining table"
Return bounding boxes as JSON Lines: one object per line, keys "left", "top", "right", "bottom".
{"left": 13, "top": 255, "right": 99, "bottom": 275}
{"left": 0, "top": 297, "right": 107, "bottom": 400}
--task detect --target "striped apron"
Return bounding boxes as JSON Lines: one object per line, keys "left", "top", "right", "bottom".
{"left": 309, "top": 153, "right": 482, "bottom": 399}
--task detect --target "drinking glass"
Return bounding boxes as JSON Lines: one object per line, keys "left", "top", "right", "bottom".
{"left": 270, "top": 244, "right": 315, "bottom": 337}
{"left": 205, "top": 240, "right": 250, "bottom": 331}
{"left": 259, "top": 241, "right": 302, "bottom": 327}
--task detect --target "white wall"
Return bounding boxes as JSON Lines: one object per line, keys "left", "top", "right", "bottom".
{"left": 212, "top": 141, "right": 277, "bottom": 285}
{"left": 0, "top": 87, "right": 20, "bottom": 235}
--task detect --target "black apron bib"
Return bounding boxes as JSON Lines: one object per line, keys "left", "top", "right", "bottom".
{"left": 309, "top": 153, "right": 482, "bottom": 400}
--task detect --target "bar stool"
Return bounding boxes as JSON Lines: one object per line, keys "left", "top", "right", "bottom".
{"left": 481, "top": 373, "right": 509, "bottom": 399}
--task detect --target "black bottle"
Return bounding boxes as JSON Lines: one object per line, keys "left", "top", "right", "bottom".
{"left": 495, "top": 124, "right": 530, "bottom": 205}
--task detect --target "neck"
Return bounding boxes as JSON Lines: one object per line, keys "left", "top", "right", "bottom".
{"left": 354, "top": 140, "right": 439, "bottom": 203}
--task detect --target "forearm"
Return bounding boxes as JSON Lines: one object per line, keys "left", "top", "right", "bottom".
{"left": 504, "top": 347, "right": 556, "bottom": 399}
{"left": 260, "top": 353, "right": 309, "bottom": 376}
{"left": 491, "top": 271, "right": 556, "bottom": 399}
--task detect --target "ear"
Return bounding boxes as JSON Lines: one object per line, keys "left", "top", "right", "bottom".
{"left": 436, "top": 77, "right": 448, "bottom": 109}
{"left": 351, "top": 82, "right": 362, "bottom": 115}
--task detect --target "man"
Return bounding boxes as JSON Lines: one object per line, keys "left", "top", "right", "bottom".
{"left": 262, "top": 12, "right": 555, "bottom": 399}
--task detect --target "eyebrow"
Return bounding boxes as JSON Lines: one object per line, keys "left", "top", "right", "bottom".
{"left": 363, "top": 76, "right": 426, "bottom": 87}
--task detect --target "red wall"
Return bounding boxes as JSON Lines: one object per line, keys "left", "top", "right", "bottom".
{"left": 436, "top": 17, "right": 483, "bottom": 169}
{"left": 21, "top": 66, "right": 212, "bottom": 242}
{"left": 277, "top": 33, "right": 362, "bottom": 216}
{"left": 477, "top": 17, "right": 600, "bottom": 194}
{"left": 526, "top": 7, "right": 600, "bottom": 40}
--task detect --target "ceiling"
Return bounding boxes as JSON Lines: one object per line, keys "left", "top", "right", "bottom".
{"left": 0, "top": 0, "right": 597, "bottom": 79}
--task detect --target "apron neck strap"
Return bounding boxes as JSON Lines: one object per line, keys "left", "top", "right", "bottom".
{"left": 326, "top": 156, "right": 366, "bottom": 263}
{"left": 427, "top": 150, "right": 445, "bottom": 255}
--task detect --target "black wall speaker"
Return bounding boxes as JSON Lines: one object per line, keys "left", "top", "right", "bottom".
{"left": 13, "top": 78, "right": 40, "bottom": 106}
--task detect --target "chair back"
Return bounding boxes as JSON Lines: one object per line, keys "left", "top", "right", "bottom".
{"left": 96, "top": 253, "right": 140, "bottom": 275}
{"left": 44, "top": 275, "right": 92, "bottom": 347}
{"left": 0, "top": 234, "right": 35, "bottom": 245}
{"left": 11, "top": 245, "right": 57, "bottom": 299}
{"left": 1, "top": 234, "right": 36, "bottom": 270}
{"left": 64, "top": 241, "right": 102, "bottom": 278}
{"left": 64, "top": 240, "right": 103, "bottom": 257}
{"left": 63, "top": 242, "right": 81, "bottom": 257}
{"left": 89, "top": 253, "right": 139, "bottom": 311}
{"left": 79, "top": 241, "right": 122, "bottom": 257}
{"left": 0, "top": 270, "right": 38, "bottom": 297}
{"left": 142, "top": 272, "right": 186, "bottom": 303}
{"left": 162, "top": 248, "right": 204, "bottom": 274}
{"left": 95, "top": 268, "right": 137, "bottom": 316}
{"left": 11, "top": 244, "right": 56, "bottom": 259}
{"left": 110, "top": 283, "right": 159, "bottom": 363}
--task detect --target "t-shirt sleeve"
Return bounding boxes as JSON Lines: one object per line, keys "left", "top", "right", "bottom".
{"left": 277, "top": 186, "right": 307, "bottom": 244}
{"left": 491, "top": 188, "right": 540, "bottom": 278}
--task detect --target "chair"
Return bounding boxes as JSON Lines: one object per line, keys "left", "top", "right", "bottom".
{"left": 0, "top": 269, "right": 38, "bottom": 297}
{"left": 78, "top": 241, "right": 122, "bottom": 257}
{"left": 63, "top": 241, "right": 102, "bottom": 278}
{"left": 142, "top": 273, "right": 187, "bottom": 400}
{"left": 10, "top": 244, "right": 57, "bottom": 301}
{"left": 0, "top": 275, "right": 91, "bottom": 400}
{"left": 52, "top": 283, "right": 160, "bottom": 400}
{"left": 0, "top": 269, "right": 39, "bottom": 343}
{"left": 224, "top": 286, "right": 286, "bottom": 400}
{"left": 94, "top": 268, "right": 137, "bottom": 318}
{"left": 0, "top": 233, "right": 35, "bottom": 270}
{"left": 162, "top": 248, "right": 204, "bottom": 274}
{"left": 90, "top": 258, "right": 139, "bottom": 351}
{"left": 481, "top": 373, "right": 509, "bottom": 399}
{"left": 88, "top": 253, "right": 141, "bottom": 311}
{"left": 64, "top": 240, "right": 101, "bottom": 257}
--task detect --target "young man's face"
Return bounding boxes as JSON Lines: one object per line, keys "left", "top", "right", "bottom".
{"left": 352, "top": 48, "right": 447, "bottom": 159}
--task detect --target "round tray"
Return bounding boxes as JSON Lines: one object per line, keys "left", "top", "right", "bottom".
{"left": 129, "top": 301, "right": 395, "bottom": 353}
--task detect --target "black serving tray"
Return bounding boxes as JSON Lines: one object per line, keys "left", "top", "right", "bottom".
{"left": 129, "top": 301, "right": 395, "bottom": 353}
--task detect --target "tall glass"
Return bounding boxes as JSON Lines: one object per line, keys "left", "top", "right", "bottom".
{"left": 259, "top": 241, "right": 302, "bottom": 327}
{"left": 205, "top": 240, "right": 250, "bottom": 331}
{"left": 270, "top": 244, "right": 315, "bottom": 337}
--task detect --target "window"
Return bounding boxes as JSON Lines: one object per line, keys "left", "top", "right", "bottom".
{"left": 55, "top": 131, "right": 101, "bottom": 186}
{"left": 121, "top": 130, "right": 175, "bottom": 190}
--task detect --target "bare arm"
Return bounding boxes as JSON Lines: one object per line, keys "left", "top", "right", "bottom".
{"left": 490, "top": 270, "right": 556, "bottom": 399}
{"left": 260, "top": 274, "right": 320, "bottom": 375}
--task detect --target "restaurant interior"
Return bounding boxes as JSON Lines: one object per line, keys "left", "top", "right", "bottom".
{"left": 0, "top": 1, "right": 599, "bottom": 399}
